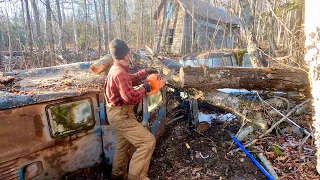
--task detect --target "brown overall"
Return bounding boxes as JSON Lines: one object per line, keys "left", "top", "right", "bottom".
{"left": 106, "top": 104, "right": 156, "bottom": 180}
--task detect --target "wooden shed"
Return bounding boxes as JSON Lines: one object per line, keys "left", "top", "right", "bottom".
{"left": 153, "top": 0, "right": 241, "bottom": 55}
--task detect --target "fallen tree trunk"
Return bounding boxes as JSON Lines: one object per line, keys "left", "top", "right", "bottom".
{"left": 180, "top": 67, "right": 310, "bottom": 93}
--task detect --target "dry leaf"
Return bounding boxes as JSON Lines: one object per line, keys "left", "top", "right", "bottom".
{"left": 195, "top": 151, "right": 200, "bottom": 159}
{"left": 192, "top": 167, "right": 202, "bottom": 173}
{"left": 265, "top": 152, "right": 275, "bottom": 159}
{"left": 64, "top": 81, "right": 71, "bottom": 86}
{"left": 18, "top": 91, "right": 26, "bottom": 95}
{"left": 28, "top": 90, "right": 37, "bottom": 95}
{"left": 275, "top": 156, "right": 286, "bottom": 161}
{"left": 178, "top": 168, "right": 186, "bottom": 174}
{"left": 212, "top": 147, "right": 217, "bottom": 154}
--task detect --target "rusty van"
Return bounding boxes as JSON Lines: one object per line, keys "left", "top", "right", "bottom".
{"left": 0, "top": 60, "right": 167, "bottom": 179}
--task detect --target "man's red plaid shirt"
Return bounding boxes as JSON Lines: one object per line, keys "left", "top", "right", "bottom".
{"left": 105, "top": 61, "right": 148, "bottom": 106}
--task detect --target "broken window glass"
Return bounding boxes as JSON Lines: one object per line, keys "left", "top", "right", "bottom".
{"left": 168, "top": 29, "right": 174, "bottom": 45}
{"left": 46, "top": 98, "right": 95, "bottom": 138}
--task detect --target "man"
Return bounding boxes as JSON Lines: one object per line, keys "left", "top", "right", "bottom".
{"left": 105, "top": 39, "right": 164, "bottom": 180}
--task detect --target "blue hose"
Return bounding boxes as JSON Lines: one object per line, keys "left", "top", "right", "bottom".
{"left": 228, "top": 132, "right": 275, "bottom": 180}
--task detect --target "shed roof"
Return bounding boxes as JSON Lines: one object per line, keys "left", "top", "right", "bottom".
{"left": 154, "top": 0, "right": 240, "bottom": 25}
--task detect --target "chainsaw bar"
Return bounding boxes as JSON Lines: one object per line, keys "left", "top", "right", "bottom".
{"left": 163, "top": 69, "right": 175, "bottom": 82}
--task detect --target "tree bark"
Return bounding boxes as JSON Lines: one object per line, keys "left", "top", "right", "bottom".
{"left": 93, "top": 0, "right": 102, "bottom": 56}
{"left": 71, "top": 0, "right": 79, "bottom": 54}
{"left": 239, "top": 0, "right": 268, "bottom": 67}
{"left": 55, "top": 0, "right": 66, "bottom": 53}
{"left": 107, "top": 0, "right": 112, "bottom": 42}
{"left": 5, "top": 8, "right": 12, "bottom": 72}
{"left": 305, "top": 0, "right": 320, "bottom": 174}
{"left": 180, "top": 66, "right": 310, "bottom": 93}
{"left": 24, "top": 0, "right": 34, "bottom": 68}
{"left": 156, "top": 0, "right": 167, "bottom": 53}
{"left": 20, "top": 0, "right": 26, "bottom": 29}
{"left": 45, "top": 0, "right": 56, "bottom": 66}
{"left": 150, "top": 0, "right": 154, "bottom": 48}
{"left": 31, "top": 0, "right": 42, "bottom": 50}
{"left": 140, "top": 0, "right": 144, "bottom": 47}
{"left": 102, "top": 0, "right": 108, "bottom": 52}
{"left": 84, "top": 0, "right": 89, "bottom": 57}
{"left": 118, "top": 0, "right": 122, "bottom": 39}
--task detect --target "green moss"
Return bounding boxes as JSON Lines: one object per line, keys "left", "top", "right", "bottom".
{"left": 247, "top": 145, "right": 256, "bottom": 152}
{"left": 226, "top": 49, "right": 247, "bottom": 66}
{"left": 270, "top": 144, "right": 285, "bottom": 157}
{"left": 49, "top": 101, "right": 94, "bottom": 137}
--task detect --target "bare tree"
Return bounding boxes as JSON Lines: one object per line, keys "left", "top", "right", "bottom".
{"left": 150, "top": 0, "right": 154, "bottom": 48}
{"left": 31, "top": 0, "right": 42, "bottom": 50}
{"left": 123, "top": 0, "right": 127, "bottom": 41}
{"left": 107, "top": 0, "right": 112, "bottom": 42}
{"left": 101, "top": 0, "right": 108, "bottom": 51}
{"left": 56, "top": 0, "right": 66, "bottom": 52}
{"left": 140, "top": 0, "right": 144, "bottom": 46}
{"left": 45, "top": 0, "right": 56, "bottom": 66}
{"left": 24, "top": 0, "right": 34, "bottom": 68}
{"left": 71, "top": 0, "right": 79, "bottom": 54}
{"left": 94, "top": 0, "right": 102, "bottom": 56}
{"left": 156, "top": 0, "right": 167, "bottom": 53}
{"left": 118, "top": 0, "right": 122, "bottom": 39}
{"left": 83, "top": 0, "right": 89, "bottom": 57}
{"left": 20, "top": 0, "right": 26, "bottom": 28}
{"left": 5, "top": 8, "right": 12, "bottom": 72}
{"left": 239, "top": 0, "right": 268, "bottom": 67}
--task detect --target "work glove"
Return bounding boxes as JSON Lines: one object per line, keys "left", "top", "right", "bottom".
{"left": 145, "top": 67, "right": 158, "bottom": 74}
{"left": 145, "top": 74, "right": 165, "bottom": 96}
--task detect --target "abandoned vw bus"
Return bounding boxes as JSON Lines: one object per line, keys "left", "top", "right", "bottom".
{"left": 0, "top": 61, "right": 167, "bottom": 179}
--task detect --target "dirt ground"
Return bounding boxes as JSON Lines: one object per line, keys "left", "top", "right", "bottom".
{"left": 148, "top": 117, "right": 266, "bottom": 180}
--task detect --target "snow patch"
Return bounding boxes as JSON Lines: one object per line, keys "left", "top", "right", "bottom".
{"left": 198, "top": 112, "right": 236, "bottom": 123}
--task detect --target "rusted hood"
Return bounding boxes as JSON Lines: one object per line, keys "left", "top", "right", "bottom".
{"left": 0, "top": 61, "right": 106, "bottom": 110}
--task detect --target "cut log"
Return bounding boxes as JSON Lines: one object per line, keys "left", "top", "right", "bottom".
{"left": 180, "top": 67, "right": 310, "bottom": 93}
{"left": 89, "top": 54, "right": 113, "bottom": 74}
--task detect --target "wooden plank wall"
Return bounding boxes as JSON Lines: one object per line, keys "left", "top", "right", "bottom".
{"left": 154, "top": 0, "right": 184, "bottom": 55}
{"left": 154, "top": 0, "right": 241, "bottom": 55}
{"left": 181, "top": 14, "right": 240, "bottom": 54}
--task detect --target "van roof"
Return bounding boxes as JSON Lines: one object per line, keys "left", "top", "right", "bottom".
{"left": 0, "top": 61, "right": 106, "bottom": 110}
{"left": 181, "top": 51, "right": 234, "bottom": 60}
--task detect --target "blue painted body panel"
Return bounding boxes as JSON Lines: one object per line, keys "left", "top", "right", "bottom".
{"left": 151, "top": 107, "right": 166, "bottom": 135}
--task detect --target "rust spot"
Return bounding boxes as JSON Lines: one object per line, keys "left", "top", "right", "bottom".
{"left": 4, "top": 109, "right": 12, "bottom": 115}
{"left": 56, "top": 159, "right": 67, "bottom": 165}
{"left": 34, "top": 114, "right": 44, "bottom": 138}
{"left": 23, "top": 153, "right": 40, "bottom": 161}
{"left": 19, "top": 114, "right": 27, "bottom": 117}
{"left": 71, "top": 146, "right": 79, "bottom": 152}
{"left": 57, "top": 140, "right": 73, "bottom": 148}
{"left": 43, "top": 151, "right": 68, "bottom": 169}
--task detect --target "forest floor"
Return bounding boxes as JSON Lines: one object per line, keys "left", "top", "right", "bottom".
{"left": 63, "top": 113, "right": 267, "bottom": 180}
{"left": 148, "top": 116, "right": 266, "bottom": 180}
{"left": 62, "top": 93, "right": 319, "bottom": 180}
